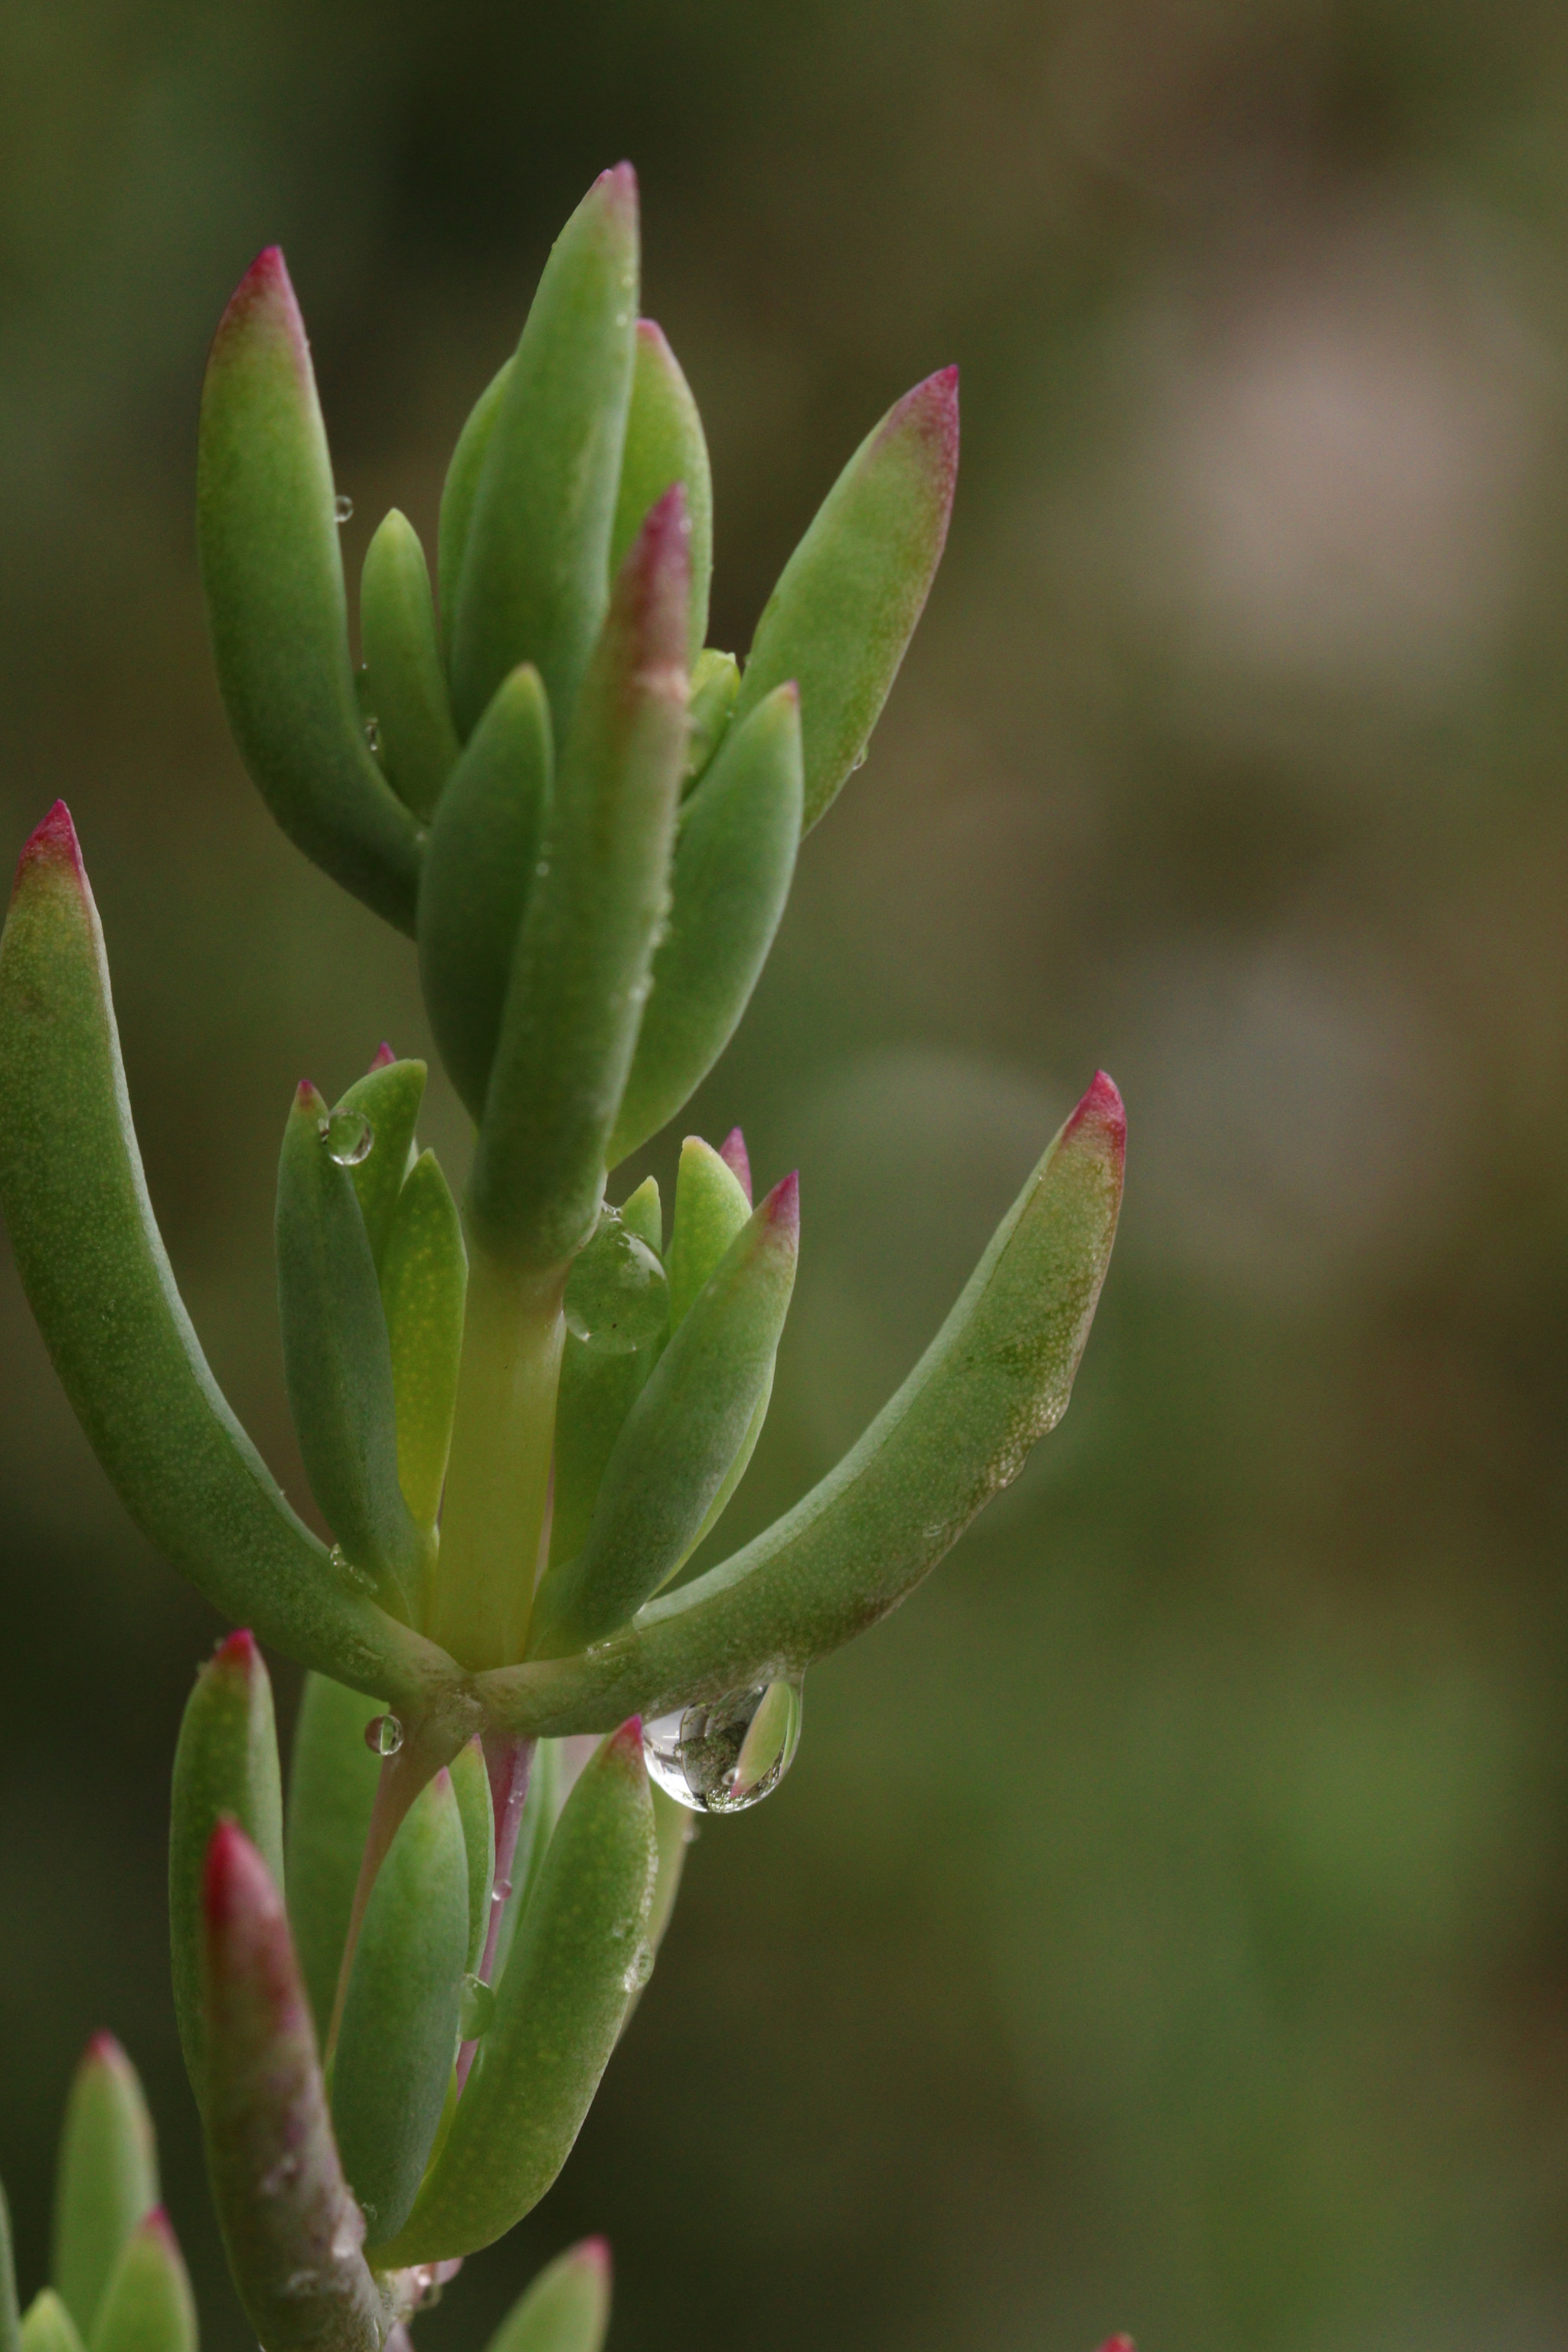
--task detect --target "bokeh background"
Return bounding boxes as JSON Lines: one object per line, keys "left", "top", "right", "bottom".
{"left": 5, "top": 2, "right": 1568, "bottom": 2347}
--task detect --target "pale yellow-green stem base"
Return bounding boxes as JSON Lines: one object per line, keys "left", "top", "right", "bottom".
{"left": 424, "top": 1245, "right": 566, "bottom": 1671}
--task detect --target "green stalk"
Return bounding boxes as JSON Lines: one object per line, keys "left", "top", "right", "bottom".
{"left": 425, "top": 1246, "right": 566, "bottom": 1671}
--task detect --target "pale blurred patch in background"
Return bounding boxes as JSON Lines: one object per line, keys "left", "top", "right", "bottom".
{"left": 6, "top": 3, "right": 1568, "bottom": 2348}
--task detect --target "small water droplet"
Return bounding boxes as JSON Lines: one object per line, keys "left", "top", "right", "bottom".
{"left": 328, "top": 1542, "right": 375, "bottom": 1595}
{"left": 642, "top": 1677, "right": 804, "bottom": 1814}
{"left": 535, "top": 858, "right": 550, "bottom": 877}
{"left": 851, "top": 748, "right": 867, "bottom": 772}
{"left": 459, "top": 1972, "right": 496, "bottom": 2039}
{"left": 614, "top": 310, "right": 629, "bottom": 328}
{"left": 490, "top": 1876, "right": 513, "bottom": 1906}
{"left": 621, "top": 1940, "right": 654, "bottom": 1994}
{"left": 364, "top": 717, "right": 381, "bottom": 755}
{"left": 334, "top": 494, "right": 354, "bottom": 523}
{"left": 319, "top": 1107, "right": 374, "bottom": 1166}
{"left": 364, "top": 1712, "right": 403, "bottom": 1756}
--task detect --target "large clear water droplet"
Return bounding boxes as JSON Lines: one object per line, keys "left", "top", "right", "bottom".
{"left": 459, "top": 1972, "right": 495, "bottom": 2038}
{"left": 320, "top": 1108, "right": 374, "bottom": 1165}
{"left": 564, "top": 1208, "right": 667, "bottom": 1351}
{"left": 642, "top": 1678, "right": 803, "bottom": 1814}
{"left": 364, "top": 1712, "right": 403, "bottom": 1756}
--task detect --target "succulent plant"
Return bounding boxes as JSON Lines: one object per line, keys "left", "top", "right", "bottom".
{"left": 0, "top": 164, "right": 1125, "bottom": 2349}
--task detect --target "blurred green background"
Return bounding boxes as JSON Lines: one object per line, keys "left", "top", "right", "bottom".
{"left": 5, "top": 2, "right": 1568, "bottom": 2347}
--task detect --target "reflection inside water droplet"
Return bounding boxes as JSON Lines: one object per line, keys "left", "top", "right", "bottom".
{"left": 364, "top": 1712, "right": 403, "bottom": 1756}
{"left": 642, "top": 1677, "right": 803, "bottom": 1814}
{"left": 319, "top": 1108, "right": 374, "bottom": 1166}
{"left": 459, "top": 1971, "right": 495, "bottom": 2039}
{"left": 334, "top": 494, "right": 354, "bottom": 523}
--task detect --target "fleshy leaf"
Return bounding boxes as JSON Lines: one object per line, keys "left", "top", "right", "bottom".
{"left": 682, "top": 651, "right": 738, "bottom": 792}
{"left": 438, "top": 357, "right": 513, "bottom": 665}
{"left": 417, "top": 665, "right": 552, "bottom": 1122}
{"left": 611, "top": 321, "right": 711, "bottom": 665}
{"left": 19, "top": 2298, "right": 84, "bottom": 2352}
{"left": 549, "top": 1212, "right": 670, "bottom": 1575}
{"left": 480, "top": 2243, "right": 611, "bottom": 2352}
{"left": 51, "top": 2041, "right": 156, "bottom": 2341}
{"left": 201, "top": 1824, "right": 382, "bottom": 2352}
{"left": 449, "top": 1737, "right": 496, "bottom": 1973}
{"left": 607, "top": 684, "right": 802, "bottom": 1168}
{"left": 87, "top": 2216, "right": 195, "bottom": 2352}
{"left": 665, "top": 1135, "right": 751, "bottom": 1329}
{"left": 730, "top": 367, "right": 958, "bottom": 831}
{"left": 488, "top": 1739, "right": 562, "bottom": 1989}
{"left": 0, "top": 808, "right": 461, "bottom": 1712}
{"left": 334, "top": 1769, "right": 470, "bottom": 2249}
{"left": 468, "top": 488, "right": 689, "bottom": 1270}
{"left": 285, "top": 1675, "right": 383, "bottom": 2046}
{"left": 449, "top": 167, "right": 639, "bottom": 741}
{"left": 360, "top": 511, "right": 461, "bottom": 822}
{"left": 169, "top": 1632, "right": 284, "bottom": 2104}
{"left": 197, "top": 248, "right": 423, "bottom": 933}
{"left": 478, "top": 1075, "right": 1125, "bottom": 1733}
{"left": 380, "top": 1152, "right": 468, "bottom": 1538}
{"left": 372, "top": 1724, "right": 655, "bottom": 2264}
{"left": 529, "top": 1176, "right": 797, "bottom": 1657}
{"left": 276, "top": 1082, "right": 427, "bottom": 1617}
{"left": 618, "top": 1175, "right": 662, "bottom": 1256}
{"left": 332, "top": 1056, "right": 427, "bottom": 1275}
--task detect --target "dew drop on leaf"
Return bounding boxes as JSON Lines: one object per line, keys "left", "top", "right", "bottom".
{"left": 364, "top": 1712, "right": 403, "bottom": 1756}
{"left": 334, "top": 494, "right": 354, "bottom": 523}
{"left": 320, "top": 1108, "right": 374, "bottom": 1165}
{"left": 642, "top": 1677, "right": 803, "bottom": 1814}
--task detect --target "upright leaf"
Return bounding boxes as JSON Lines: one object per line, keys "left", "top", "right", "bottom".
{"left": 334, "top": 1770, "right": 469, "bottom": 2249}
{"left": 549, "top": 1210, "right": 670, "bottom": 1575}
{"left": 285, "top": 1674, "right": 383, "bottom": 2047}
{"left": 198, "top": 248, "right": 423, "bottom": 933}
{"left": 611, "top": 322, "right": 712, "bottom": 665}
{"left": 449, "top": 167, "right": 639, "bottom": 740}
{"left": 202, "top": 1824, "right": 382, "bottom": 2352}
{"left": 359, "top": 511, "right": 461, "bottom": 822}
{"left": 608, "top": 684, "right": 802, "bottom": 1167}
{"left": 482, "top": 2243, "right": 611, "bottom": 2352}
{"left": 374, "top": 1725, "right": 655, "bottom": 2265}
{"left": 380, "top": 1152, "right": 468, "bottom": 1537}
{"left": 731, "top": 367, "right": 958, "bottom": 831}
{"left": 449, "top": 1737, "right": 496, "bottom": 1973}
{"left": 682, "top": 650, "right": 739, "bottom": 792}
{"left": 438, "top": 357, "right": 513, "bottom": 662}
{"left": 665, "top": 1136, "right": 750, "bottom": 1330}
{"left": 0, "top": 807, "right": 457, "bottom": 1712}
{"left": 88, "top": 2216, "right": 195, "bottom": 2352}
{"left": 332, "top": 1054, "right": 427, "bottom": 1276}
{"left": 417, "top": 665, "right": 552, "bottom": 1122}
{"left": 52, "top": 2040, "right": 157, "bottom": 2341}
{"left": 19, "top": 2299, "right": 83, "bottom": 2352}
{"left": 469, "top": 488, "right": 689, "bottom": 1270}
{"left": 169, "top": 1632, "right": 284, "bottom": 2104}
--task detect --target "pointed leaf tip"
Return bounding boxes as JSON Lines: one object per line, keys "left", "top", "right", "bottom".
{"left": 370, "top": 1041, "right": 396, "bottom": 1070}
{"left": 1064, "top": 1070, "right": 1125, "bottom": 1158}
{"left": 214, "top": 246, "right": 303, "bottom": 356}
{"left": 202, "top": 1816, "right": 269, "bottom": 1927}
{"left": 83, "top": 2030, "right": 126, "bottom": 2066}
{"left": 212, "top": 1628, "right": 259, "bottom": 1671}
{"left": 609, "top": 1717, "right": 644, "bottom": 1756}
{"left": 15, "top": 801, "right": 83, "bottom": 890}
{"left": 763, "top": 1170, "right": 799, "bottom": 1235}
{"left": 577, "top": 2239, "right": 612, "bottom": 2276}
{"left": 718, "top": 1129, "right": 752, "bottom": 1202}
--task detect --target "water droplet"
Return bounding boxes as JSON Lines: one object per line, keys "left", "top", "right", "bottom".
{"left": 851, "top": 749, "right": 867, "bottom": 772}
{"left": 564, "top": 1212, "right": 667, "bottom": 1351}
{"left": 535, "top": 858, "right": 550, "bottom": 877}
{"left": 328, "top": 1542, "right": 375, "bottom": 1595}
{"left": 334, "top": 494, "right": 354, "bottom": 523}
{"left": 364, "top": 717, "right": 381, "bottom": 754}
{"left": 490, "top": 1876, "right": 513, "bottom": 1906}
{"left": 364, "top": 1713, "right": 403, "bottom": 1756}
{"left": 614, "top": 311, "right": 629, "bottom": 328}
{"left": 319, "top": 1107, "right": 374, "bottom": 1166}
{"left": 459, "top": 1972, "right": 496, "bottom": 2038}
{"left": 642, "top": 1677, "right": 804, "bottom": 1814}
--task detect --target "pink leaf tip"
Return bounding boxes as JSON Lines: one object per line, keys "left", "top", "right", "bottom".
{"left": 718, "top": 1126, "right": 753, "bottom": 1202}
{"left": 596, "top": 161, "right": 639, "bottom": 212}
{"left": 1095, "top": 2338, "right": 1135, "bottom": 2351}
{"left": 211, "top": 1628, "right": 259, "bottom": 1674}
{"left": 369, "top": 1041, "right": 397, "bottom": 1070}
{"left": 762, "top": 1169, "right": 799, "bottom": 1238}
{"left": 575, "top": 2237, "right": 613, "bottom": 2278}
{"left": 84, "top": 2030, "right": 128, "bottom": 2067}
{"left": 1063, "top": 1069, "right": 1125, "bottom": 1164}
{"left": 882, "top": 366, "right": 960, "bottom": 501}
{"left": 608, "top": 1716, "right": 645, "bottom": 1759}
{"left": 14, "top": 799, "right": 85, "bottom": 894}
{"left": 202, "top": 1816, "right": 274, "bottom": 1928}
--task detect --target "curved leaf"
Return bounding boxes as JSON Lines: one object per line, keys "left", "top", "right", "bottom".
{"left": 438, "top": 357, "right": 513, "bottom": 665}
{"left": 284, "top": 1674, "right": 384, "bottom": 2047}
{"left": 611, "top": 321, "right": 711, "bottom": 666}
{"left": 480, "top": 2243, "right": 611, "bottom": 2352}
{"left": 51, "top": 2041, "right": 156, "bottom": 2342}
{"left": 88, "top": 2216, "right": 195, "bottom": 2352}
{"left": 360, "top": 511, "right": 461, "bottom": 822}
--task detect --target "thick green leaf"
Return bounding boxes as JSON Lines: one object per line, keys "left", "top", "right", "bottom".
{"left": 335, "top": 1769, "right": 469, "bottom": 2249}
{"left": 682, "top": 650, "right": 738, "bottom": 792}
{"left": 198, "top": 248, "right": 423, "bottom": 933}
{"left": 334, "top": 1055, "right": 427, "bottom": 1275}
{"left": 285, "top": 1674, "right": 383, "bottom": 2047}
{"left": 88, "top": 2216, "right": 195, "bottom": 2352}
{"left": 549, "top": 1211, "right": 670, "bottom": 1576}
{"left": 611, "top": 321, "right": 711, "bottom": 665}
{"left": 488, "top": 1738, "right": 561, "bottom": 1989}
{"left": 372, "top": 1724, "right": 655, "bottom": 2264}
{"left": 468, "top": 490, "right": 689, "bottom": 1270}
{"left": 276, "top": 1081, "right": 427, "bottom": 1618}
{"left": 360, "top": 511, "right": 461, "bottom": 822}
{"left": 2, "top": 2180, "right": 19, "bottom": 2352}
{"left": 381, "top": 1151, "right": 467, "bottom": 1537}
{"left": 449, "top": 168, "right": 639, "bottom": 741}
{"left": 619, "top": 1785, "right": 691, "bottom": 2037}
{"left": 481, "top": 2243, "right": 611, "bottom": 2352}
{"left": 0, "top": 808, "right": 462, "bottom": 1713}
{"left": 665, "top": 1135, "right": 750, "bottom": 1329}
{"left": 417, "top": 665, "right": 552, "bottom": 1122}
{"left": 202, "top": 1824, "right": 381, "bottom": 2352}
{"left": 449, "top": 1736, "right": 495, "bottom": 1972}
{"left": 608, "top": 684, "right": 802, "bottom": 1168}
{"left": 731, "top": 367, "right": 958, "bottom": 831}
{"left": 529, "top": 1177, "right": 797, "bottom": 1658}
{"left": 20, "top": 2298, "right": 83, "bottom": 2352}
{"left": 618, "top": 1174, "right": 662, "bottom": 1256}
{"left": 438, "top": 357, "right": 513, "bottom": 665}
{"left": 478, "top": 1074, "right": 1125, "bottom": 1733}
{"left": 169, "top": 1632, "right": 284, "bottom": 2105}
{"left": 51, "top": 2040, "right": 156, "bottom": 2341}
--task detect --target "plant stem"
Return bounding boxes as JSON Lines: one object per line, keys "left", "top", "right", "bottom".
{"left": 426, "top": 1244, "right": 565, "bottom": 1671}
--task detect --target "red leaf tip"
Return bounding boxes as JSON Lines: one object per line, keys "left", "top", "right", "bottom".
{"left": 84, "top": 2030, "right": 128, "bottom": 2067}
{"left": 211, "top": 1628, "right": 259, "bottom": 1674}
{"left": 718, "top": 1126, "right": 753, "bottom": 1202}
{"left": 609, "top": 1716, "right": 645, "bottom": 1758}
{"left": 294, "top": 1078, "right": 325, "bottom": 1113}
{"left": 211, "top": 245, "right": 308, "bottom": 374}
{"left": 576, "top": 2237, "right": 613, "bottom": 2278}
{"left": 15, "top": 800, "right": 85, "bottom": 895}
{"left": 1063, "top": 1070, "right": 1125, "bottom": 1163}
{"left": 141, "top": 2207, "right": 179, "bottom": 2251}
{"left": 596, "top": 161, "right": 639, "bottom": 208}
{"left": 369, "top": 1041, "right": 397, "bottom": 1070}
{"left": 884, "top": 366, "right": 961, "bottom": 495}
{"left": 1096, "top": 2338, "right": 1135, "bottom": 2351}
{"left": 202, "top": 1816, "right": 273, "bottom": 1928}
{"left": 763, "top": 1170, "right": 800, "bottom": 1236}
